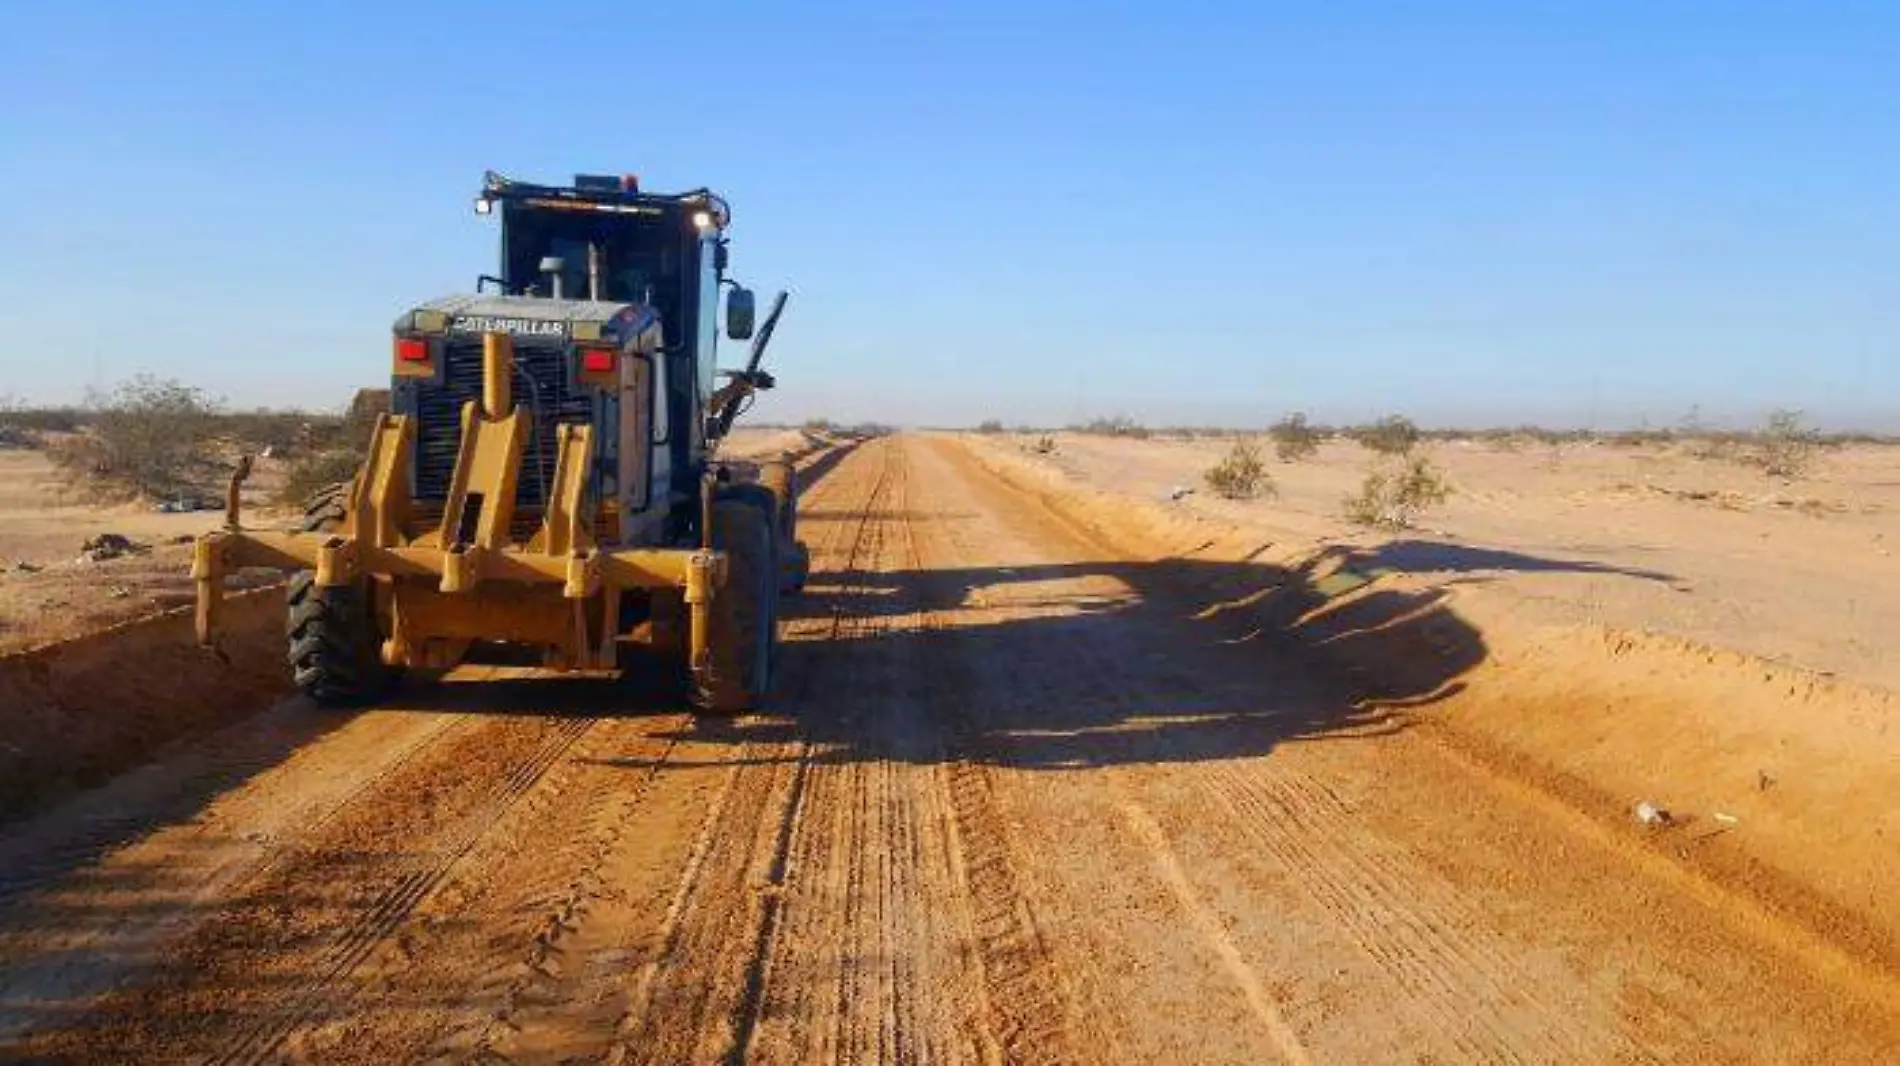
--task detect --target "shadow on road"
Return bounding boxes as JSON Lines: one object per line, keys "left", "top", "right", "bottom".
{"left": 663, "top": 540, "right": 1487, "bottom": 772}
{"left": 1335, "top": 538, "right": 1681, "bottom": 584}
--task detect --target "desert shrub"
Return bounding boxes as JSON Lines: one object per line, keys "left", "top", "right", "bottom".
{"left": 1030, "top": 435, "right": 1058, "bottom": 455}
{"left": 802, "top": 417, "right": 835, "bottom": 435}
{"left": 279, "top": 447, "right": 364, "bottom": 506}
{"left": 0, "top": 405, "right": 81, "bottom": 435}
{"left": 220, "top": 409, "right": 313, "bottom": 456}
{"left": 1268, "top": 411, "right": 1320, "bottom": 462}
{"left": 51, "top": 376, "right": 223, "bottom": 498}
{"left": 976, "top": 419, "right": 1005, "bottom": 434}
{"left": 1344, "top": 453, "right": 1452, "bottom": 529}
{"left": 1204, "top": 438, "right": 1273, "bottom": 500}
{"left": 0, "top": 395, "right": 29, "bottom": 449}
{"left": 1076, "top": 415, "right": 1149, "bottom": 439}
{"left": 0, "top": 395, "right": 82, "bottom": 447}
{"left": 1354, "top": 414, "right": 1420, "bottom": 456}
{"left": 1751, "top": 408, "right": 1818, "bottom": 479}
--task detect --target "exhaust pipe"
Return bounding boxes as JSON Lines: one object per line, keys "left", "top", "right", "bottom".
{"left": 539, "top": 256, "right": 566, "bottom": 299}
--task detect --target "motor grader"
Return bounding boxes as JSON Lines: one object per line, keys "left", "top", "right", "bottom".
{"left": 192, "top": 171, "right": 804, "bottom": 711}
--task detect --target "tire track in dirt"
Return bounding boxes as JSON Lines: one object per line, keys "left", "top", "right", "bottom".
{"left": 882, "top": 444, "right": 1084, "bottom": 1066}
{"left": 723, "top": 442, "right": 910, "bottom": 1065}
{"left": 209, "top": 711, "right": 597, "bottom": 1066}
{"left": 718, "top": 438, "right": 1091, "bottom": 1066}
{"left": 736, "top": 443, "right": 974, "bottom": 1066}
{"left": 14, "top": 701, "right": 598, "bottom": 1063}
{"left": 1116, "top": 802, "right": 1314, "bottom": 1066}
{"left": 297, "top": 708, "right": 700, "bottom": 1064}
{"left": 1202, "top": 765, "right": 1648, "bottom": 1063}
{"left": 0, "top": 700, "right": 473, "bottom": 1047}
{"left": 607, "top": 443, "right": 898, "bottom": 1064}
{"left": 0, "top": 703, "right": 464, "bottom": 907}
{"left": 909, "top": 436, "right": 1631, "bottom": 1063}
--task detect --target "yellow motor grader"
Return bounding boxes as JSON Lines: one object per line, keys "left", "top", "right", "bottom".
{"left": 192, "top": 171, "right": 804, "bottom": 711}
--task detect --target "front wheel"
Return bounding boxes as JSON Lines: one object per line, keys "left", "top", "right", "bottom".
{"left": 285, "top": 482, "right": 397, "bottom": 706}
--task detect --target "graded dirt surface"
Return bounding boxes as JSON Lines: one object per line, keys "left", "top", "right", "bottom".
{"left": 2, "top": 435, "right": 1897, "bottom": 1063}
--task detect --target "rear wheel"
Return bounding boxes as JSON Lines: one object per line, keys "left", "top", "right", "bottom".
{"left": 285, "top": 483, "right": 397, "bottom": 706}
{"left": 691, "top": 487, "right": 779, "bottom": 714}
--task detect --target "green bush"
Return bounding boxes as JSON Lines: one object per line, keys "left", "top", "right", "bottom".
{"left": 1751, "top": 408, "right": 1818, "bottom": 479}
{"left": 1204, "top": 439, "right": 1274, "bottom": 500}
{"left": 1344, "top": 454, "right": 1452, "bottom": 529}
{"left": 1354, "top": 414, "right": 1421, "bottom": 456}
{"left": 51, "top": 376, "right": 223, "bottom": 499}
{"left": 1076, "top": 415, "right": 1149, "bottom": 439}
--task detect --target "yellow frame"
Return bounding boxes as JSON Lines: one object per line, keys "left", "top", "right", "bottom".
{"left": 191, "top": 329, "right": 727, "bottom": 675}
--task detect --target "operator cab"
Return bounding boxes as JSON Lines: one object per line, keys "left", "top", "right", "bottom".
{"left": 471, "top": 171, "right": 756, "bottom": 508}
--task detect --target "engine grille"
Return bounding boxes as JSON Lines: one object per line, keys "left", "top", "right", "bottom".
{"left": 411, "top": 338, "right": 595, "bottom": 510}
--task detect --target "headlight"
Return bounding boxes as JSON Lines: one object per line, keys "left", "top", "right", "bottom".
{"left": 474, "top": 197, "right": 493, "bottom": 215}
{"left": 692, "top": 210, "right": 714, "bottom": 230}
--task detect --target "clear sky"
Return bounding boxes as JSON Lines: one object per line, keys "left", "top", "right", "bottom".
{"left": 2, "top": 2, "right": 1895, "bottom": 429}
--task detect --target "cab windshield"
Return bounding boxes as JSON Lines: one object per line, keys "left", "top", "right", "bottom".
{"left": 500, "top": 206, "right": 690, "bottom": 321}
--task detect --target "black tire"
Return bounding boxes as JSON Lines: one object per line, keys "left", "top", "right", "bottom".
{"left": 691, "top": 488, "right": 779, "bottom": 714}
{"left": 285, "top": 482, "right": 396, "bottom": 706}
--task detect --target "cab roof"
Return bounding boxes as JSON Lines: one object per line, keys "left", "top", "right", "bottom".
{"left": 478, "top": 170, "right": 731, "bottom": 229}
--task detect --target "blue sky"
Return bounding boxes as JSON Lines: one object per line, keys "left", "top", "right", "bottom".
{"left": 2, "top": 2, "right": 1895, "bottom": 428}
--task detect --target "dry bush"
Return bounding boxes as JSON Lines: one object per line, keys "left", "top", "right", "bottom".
{"left": 0, "top": 394, "right": 30, "bottom": 449}
{"left": 0, "top": 404, "right": 81, "bottom": 436}
{"left": 224, "top": 409, "right": 326, "bottom": 457}
{"left": 1750, "top": 408, "right": 1819, "bottom": 479}
{"left": 50, "top": 376, "right": 223, "bottom": 499}
{"left": 280, "top": 447, "right": 365, "bottom": 506}
{"left": 1344, "top": 453, "right": 1452, "bottom": 529}
{"left": 1204, "top": 438, "right": 1274, "bottom": 500}
{"left": 1268, "top": 411, "right": 1320, "bottom": 462}
{"left": 1076, "top": 415, "right": 1149, "bottom": 439}
{"left": 975, "top": 419, "right": 1005, "bottom": 434}
{"left": 1354, "top": 414, "right": 1421, "bottom": 456}
{"left": 0, "top": 395, "right": 82, "bottom": 449}
{"left": 1030, "top": 435, "right": 1058, "bottom": 455}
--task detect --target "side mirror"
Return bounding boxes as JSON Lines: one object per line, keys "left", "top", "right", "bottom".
{"left": 726, "top": 286, "right": 756, "bottom": 340}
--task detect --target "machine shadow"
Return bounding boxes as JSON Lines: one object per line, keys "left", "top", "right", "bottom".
{"left": 665, "top": 547, "right": 1488, "bottom": 772}
{"left": 1336, "top": 538, "right": 1682, "bottom": 584}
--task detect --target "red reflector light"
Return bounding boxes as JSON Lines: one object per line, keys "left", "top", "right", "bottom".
{"left": 581, "top": 347, "right": 616, "bottom": 374}
{"left": 395, "top": 337, "right": 429, "bottom": 362}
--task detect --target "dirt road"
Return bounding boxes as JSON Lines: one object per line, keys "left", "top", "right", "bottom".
{"left": 1, "top": 435, "right": 1895, "bottom": 1064}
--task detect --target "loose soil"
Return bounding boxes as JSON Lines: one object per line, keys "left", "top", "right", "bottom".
{"left": 0, "top": 435, "right": 1893, "bottom": 1063}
